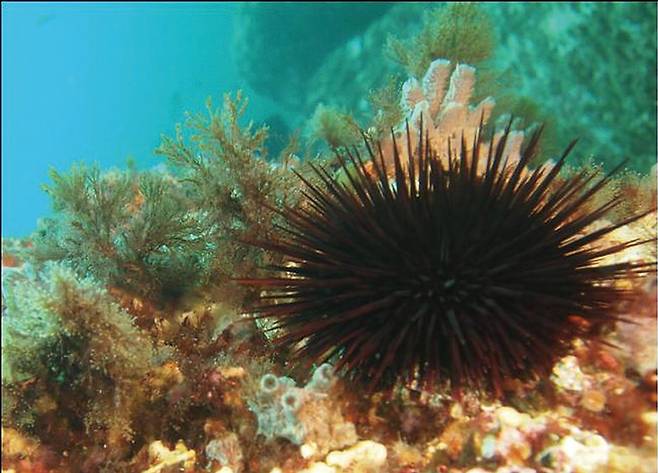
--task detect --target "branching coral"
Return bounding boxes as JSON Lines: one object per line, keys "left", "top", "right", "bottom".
{"left": 400, "top": 59, "right": 499, "bottom": 151}
{"left": 369, "top": 58, "right": 524, "bottom": 179}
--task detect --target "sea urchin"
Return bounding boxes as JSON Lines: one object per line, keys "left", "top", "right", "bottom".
{"left": 241, "top": 122, "right": 653, "bottom": 394}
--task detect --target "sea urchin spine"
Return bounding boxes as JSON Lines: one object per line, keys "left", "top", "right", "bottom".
{"left": 240, "top": 122, "right": 654, "bottom": 394}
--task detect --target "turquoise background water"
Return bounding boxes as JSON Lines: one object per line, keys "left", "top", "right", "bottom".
{"left": 2, "top": 3, "right": 269, "bottom": 237}
{"left": 3, "top": 3, "right": 656, "bottom": 238}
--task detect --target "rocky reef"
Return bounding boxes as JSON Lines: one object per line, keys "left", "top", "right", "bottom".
{"left": 235, "top": 3, "right": 656, "bottom": 173}
{"left": 2, "top": 3, "right": 657, "bottom": 473}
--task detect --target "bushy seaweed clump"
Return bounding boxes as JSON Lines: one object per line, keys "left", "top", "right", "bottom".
{"left": 368, "top": 75, "right": 405, "bottom": 140}
{"left": 1, "top": 263, "right": 155, "bottom": 452}
{"left": 307, "top": 104, "right": 363, "bottom": 149}
{"left": 35, "top": 165, "right": 208, "bottom": 300}
{"left": 3, "top": 91, "right": 308, "bottom": 469}
{"left": 155, "top": 91, "right": 302, "bottom": 300}
{"left": 32, "top": 92, "right": 300, "bottom": 307}
{"left": 387, "top": 3, "right": 494, "bottom": 79}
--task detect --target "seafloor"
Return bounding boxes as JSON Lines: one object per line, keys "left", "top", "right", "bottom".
{"left": 2, "top": 221, "right": 657, "bottom": 472}
{"left": 2, "top": 3, "right": 657, "bottom": 473}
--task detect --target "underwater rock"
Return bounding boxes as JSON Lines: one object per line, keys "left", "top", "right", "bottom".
{"left": 325, "top": 440, "right": 387, "bottom": 471}
{"left": 141, "top": 440, "right": 196, "bottom": 473}
{"left": 614, "top": 305, "right": 657, "bottom": 377}
{"left": 233, "top": 3, "right": 393, "bottom": 114}
{"left": 205, "top": 432, "right": 243, "bottom": 473}
{"left": 299, "top": 440, "right": 387, "bottom": 473}
{"left": 579, "top": 389, "right": 607, "bottom": 414}
{"left": 0, "top": 427, "right": 55, "bottom": 473}
{"left": 551, "top": 356, "right": 589, "bottom": 392}
{"left": 301, "top": 3, "right": 656, "bottom": 173}
{"left": 304, "top": 4, "right": 429, "bottom": 120}
{"left": 537, "top": 430, "right": 610, "bottom": 473}
{"left": 606, "top": 445, "right": 658, "bottom": 473}
{"left": 486, "top": 2, "right": 657, "bottom": 172}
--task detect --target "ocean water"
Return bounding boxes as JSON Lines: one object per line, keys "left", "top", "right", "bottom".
{"left": 2, "top": 2, "right": 253, "bottom": 237}
{"left": 3, "top": 3, "right": 655, "bottom": 237}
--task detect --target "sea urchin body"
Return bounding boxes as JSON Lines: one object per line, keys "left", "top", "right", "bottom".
{"left": 241, "top": 123, "right": 653, "bottom": 394}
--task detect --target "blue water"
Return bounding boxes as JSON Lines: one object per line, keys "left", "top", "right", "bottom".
{"left": 4, "top": 3, "right": 655, "bottom": 238}
{"left": 2, "top": 2, "right": 276, "bottom": 237}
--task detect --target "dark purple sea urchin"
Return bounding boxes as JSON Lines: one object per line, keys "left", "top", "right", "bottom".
{"left": 240, "top": 123, "right": 653, "bottom": 394}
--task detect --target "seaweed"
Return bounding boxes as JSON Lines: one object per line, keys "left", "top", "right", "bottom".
{"left": 387, "top": 3, "right": 495, "bottom": 79}
{"left": 368, "top": 75, "right": 405, "bottom": 139}
{"left": 35, "top": 164, "right": 209, "bottom": 301}
{"left": 32, "top": 91, "right": 301, "bottom": 308}
{"left": 155, "top": 91, "right": 301, "bottom": 301}
{"left": 307, "top": 103, "right": 363, "bottom": 149}
{"left": 1, "top": 263, "right": 155, "bottom": 452}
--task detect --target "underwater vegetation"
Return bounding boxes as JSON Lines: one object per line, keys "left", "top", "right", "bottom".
{"left": 30, "top": 92, "right": 301, "bottom": 307}
{"left": 387, "top": 3, "right": 494, "bottom": 79}
{"left": 35, "top": 164, "right": 208, "bottom": 300}
{"left": 1, "top": 93, "right": 305, "bottom": 469}
{"left": 2, "top": 3, "right": 657, "bottom": 473}
{"left": 2, "top": 263, "right": 156, "bottom": 456}
{"left": 308, "top": 104, "right": 363, "bottom": 150}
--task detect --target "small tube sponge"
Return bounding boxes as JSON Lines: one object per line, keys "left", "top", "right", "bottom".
{"left": 260, "top": 374, "right": 279, "bottom": 396}
{"left": 249, "top": 364, "right": 348, "bottom": 448}
{"left": 281, "top": 389, "right": 304, "bottom": 414}
{"left": 306, "top": 364, "right": 335, "bottom": 392}
{"left": 252, "top": 373, "right": 307, "bottom": 444}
